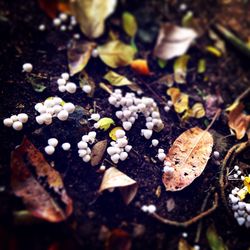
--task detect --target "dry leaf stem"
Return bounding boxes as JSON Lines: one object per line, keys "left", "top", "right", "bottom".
{"left": 151, "top": 193, "right": 218, "bottom": 227}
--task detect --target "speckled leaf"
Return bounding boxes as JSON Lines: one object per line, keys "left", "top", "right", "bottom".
{"left": 70, "top": 0, "right": 117, "bottom": 39}
{"left": 98, "top": 40, "right": 136, "bottom": 68}
{"left": 11, "top": 137, "right": 73, "bottom": 222}
{"left": 67, "top": 41, "right": 96, "bottom": 76}
{"left": 154, "top": 23, "right": 197, "bottom": 60}
{"left": 98, "top": 167, "right": 138, "bottom": 205}
{"left": 162, "top": 127, "right": 213, "bottom": 191}
{"left": 91, "top": 140, "right": 108, "bottom": 166}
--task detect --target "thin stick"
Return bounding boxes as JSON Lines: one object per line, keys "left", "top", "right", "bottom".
{"left": 151, "top": 193, "right": 218, "bottom": 228}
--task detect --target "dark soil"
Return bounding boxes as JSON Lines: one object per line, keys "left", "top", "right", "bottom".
{"left": 0, "top": 0, "right": 250, "bottom": 250}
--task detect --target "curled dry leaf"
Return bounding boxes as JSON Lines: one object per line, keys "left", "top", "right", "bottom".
{"left": 162, "top": 127, "right": 213, "bottom": 191}
{"left": 182, "top": 103, "right": 206, "bottom": 121}
{"left": 173, "top": 55, "right": 190, "bottom": 84}
{"left": 91, "top": 140, "right": 108, "bottom": 166}
{"left": 11, "top": 137, "right": 73, "bottom": 222}
{"left": 67, "top": 40, "right": 96, "bottom": 76}
{"left": 98, "top": 40, "right": 136, "bottom": 68}
{"left": 70, "top": 0, "right": 117, "bottom": 39}
{"left": 130, "top": 59, "right": 152, "bottom": 75}
{"left": 98, "top": 167, "right": 138, "bottom": 205}
{"left": 154, "top": 23, "right": 197, "bottom": 60}
{"left": 228, "top": 102, "right": 250, "bottom": 140}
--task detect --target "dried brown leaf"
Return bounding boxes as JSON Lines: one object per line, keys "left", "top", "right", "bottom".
{"left": 154, "top": 23, "right": 197, "bottom": 60}
{"left": 162, "top": 127, "right": 213, "bottom": 191}
{"left": 98, "top": 167, "right": 138, "bottom": 205}
{"left": 91, "top": 140, "right": 108, "bottom": 166}
{"left": 11, "top": 137, "right": 73, "bottom": 222}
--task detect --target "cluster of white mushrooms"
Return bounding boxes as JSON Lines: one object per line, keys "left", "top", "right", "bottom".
{"left": 3, "top": 113, "right": 29, "bottom": 131}
{"left": 77, "top": 131, "right": 96, "bottom": 162}
{"left": 57, "top": 72, "right": 77, "bottom": 94}
{"left": 44, "top": 138, "right": 71, "bottom": 155}
{"left": 35, "top": 97, "right": 75, "bottom": 124}
{"left": 107, "top": 129, "right": 132, "bottom": 164}
{"left": 108, "top": 89, "right": 163, "bottom": 139}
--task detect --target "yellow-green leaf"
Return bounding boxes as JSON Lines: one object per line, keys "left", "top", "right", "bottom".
{"left": 174, "top": 55, "right": 190, "bottom": 84}
{"left": 98, "top": 40, "right": 136, "bottom": 68}
{"left": 206, "top": 225, "right": 228, "bottom": 250}
{"left": 97, "top": 117, "right": 115, "bottom": 131}
{"left": 109, "top": 127, "right": 123, "bottom": 140}
{"left": 70, "top": 0, "right": 117, "bottom": 39}
{"left": 197, "top": 59, "right": 206, "bottom": 73}
{"left": 206, "top": 46, "right": 222, "bottom": 57}
{"left": 190, "top": 103, "right": 206, "bottom": 118}
{"left": 167, "top": 87, "right": 189, "bottom": 113}
{"left": 104, "top": 71, "right": 132, "bottom": 86}
{"left": 122, "top": 12, "right": 137, "bottom": 37}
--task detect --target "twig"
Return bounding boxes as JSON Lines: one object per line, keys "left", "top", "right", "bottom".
{"left": 151, "top": 193, "right": 218, "bottom": 228}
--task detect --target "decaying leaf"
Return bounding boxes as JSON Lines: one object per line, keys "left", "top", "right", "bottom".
{"left": 67, "top": 40, "right": 96, "bottom": 76}
{"left": 162, "top": 127, "right": 213, "bottom": 191}
{"left": 206, "top": 225, "right": 228, "bottom": 250}
{"left": 228, "top": 102, "right": 250, "bottom": 140}
{"left": 153, "top": 23, "right": 197, "bottom": 60}
{"left": 182, "top": 103, "right": 206, "bottom": 121}
{"left": 178, "top": 238, "right": 193, "bottom": 250}
{"left": 98, "top": 167, "right": 138, "bottom": 205}
{"left": 167, "top": 87, "right": 189, "bottom": 113}
{"left": 104, "top": 71, "right": 132, "bottom": 86}
{"left": 11, "top": 137, "right": 73, "bottom": 222}
{"left": 122, "top": 12, "right": 137, "bottom": 38}
{"left": 130, "top": 59, "right": 151, "bottom": 75}
{"left": 173, "top": 55, "right": 190, "bottom": 84}
{"left": 97, "top": 117, "right": 115, "bottom": 131}
{"left": 91, "top": 140, "right": 108, "bottom": 166}
{"left": 70, "top": 0, "right": 117, "bottom": 39}
{"left": 109, "top": 127, "right": 123, "bottom": 141}
{"left": 98, "top": 40, "right": 136, "bottom": 68}
{"left": 106, "top": 228, "right": 132, "bottom": 250}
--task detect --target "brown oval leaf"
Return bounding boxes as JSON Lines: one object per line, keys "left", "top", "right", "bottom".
{"left": 98, "top": 167, "right": 138, "bottom": 205}
{"left": 162, "top": 127, "right": 213, "bottom": 191}
{"left": 91, "top": 140, "right": 108, "bottom": 166}
{"left": 11, "top": 137, "right": 73, "bottom": 222}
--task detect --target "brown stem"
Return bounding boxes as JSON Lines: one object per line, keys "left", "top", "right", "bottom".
{"left": 151, "top": 193, "right": 218, "bottom": 228}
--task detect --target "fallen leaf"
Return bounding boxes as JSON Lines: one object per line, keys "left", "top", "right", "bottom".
{"left": 122, "top": 12, "right": 137, "bottom": 38}
{"left": 109, "top": 127, "right": 123, "bottom": 141}
{"left": 153, "top": 23, "right": 197, "bottom": 60}
{"left": 206, "top": 225, "right": 228, "bottom": 250}
{"left": 197, "top": 58, "right": 206, "bottom": 74}
{"left": 205, "top": 46, "right": 222, "bottom": 57}
{"left": 228, "top": 103, "right": 250, "bottom": 140}
{"left": 70, "top": 0, "right": 117, "bottom": 39}
{"left": 173, "top": 55, "right": 190, "bottom": 84}
{"left": 190, "top": 103, "right": 206, "bottom": 118}
{"left": 181, "top": 11, "right": 194, "bottom": 28}
{"left": 130, "top": 59, "right": 151, "bottom": 75}
{"left": 67, "top": 40, "right": 96, "bottom": 76}
{"left": 11, "top": 137, "right": 73, "bottom": 222}
{"left": 98, "top": 167, "right": 138, "bottom": 205}
{"left": 178, "top": 238, "right": 193, "bottom": 250}
{"left": 91, "top": 140, "right": 108, "bottom": 166}
{"left": 104, "top": 71, "right": 132, "bottom": 86}
{"left": 98, "top": 40, "right": 136, "bottom": 68}
{"left": 97, "top": 117, "right": 115, "bottom": 131}
{"left": 106, "top": 228, "right": 132, "bottom": 250}
{"left": 157, "top": 59, "right": 167, "bottom": 69}
{"left": 167, "top": 87, "right": 189, "bottom": 113}
{"left": 162, "top": 127, "right": 213, "bottom": 191}
{"left": 208, "top": 29, "right": 226, "bottom": 54}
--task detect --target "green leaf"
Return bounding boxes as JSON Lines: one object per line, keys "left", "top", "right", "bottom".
{"left": 181, "top": 11, "right": 193, "bottom": 27}
{"left": 97, "top": 117, "right": 115, "bottom": 131}
{"left": 206, "top": 225, "right": 228, "bottom": 250}
{"left": 197, "top": 59, "right": 206, "bottom": 73}
{"left": 98, "top": 40, "right": 136, "bottom": 68}
{"left": 104, "top": 71, "right": 132, "bottom": 86}
{"left": 157, "top": 58, "right": 167, "bottom": 68}
{"left": 174, "top": 55, "right": 190, "bottom": 84}
{"left": 27, "top": 76, "right": 46, "bottom": 92}
{"left": 122, "top": 11, "right": 138, "bottom": 37}
{"left": 67, "top": 41, "right": 96, "bottom": 76}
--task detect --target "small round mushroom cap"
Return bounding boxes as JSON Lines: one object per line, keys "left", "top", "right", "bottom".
{"left": 3, "top": 118, "right": 13, "bottom": 127}
{"left": 12, "top": 121, "right": 23, "bottom": 131}
{"left": 45, "top": 145, "right": 55, "bottom": 155}
{"left": 48, "top": 138, "right": 58, "bottom": 147}
{"left": 62, "top": 143, "right": 71, "bottom": 151}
